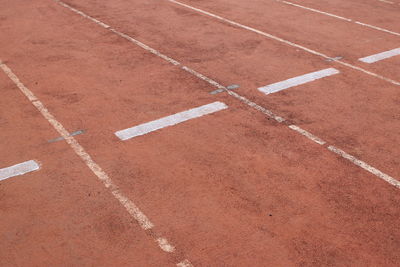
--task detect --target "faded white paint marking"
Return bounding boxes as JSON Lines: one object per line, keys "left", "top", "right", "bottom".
{"left": 280, "top": 0, "right": 351, "bottom": 21}
{"left": 0, "top": 160, "right": 40, "bottom": 181}
{"left": 167, "top": 0, "right": 400, "bottom": 86}
{"left": 177, "top": 259, "right": 194, "bottom": 267}
{"left": 288, "top": 125, "right": 326, "bottom": 145}
{"left": 277, "top": 0, "right": 400, "bottom": 37}
{"left": 258, "top": 68, "right": 339, "bottom": 95}
{"left": 359, "top": 48, "right": 400, "bottom": 63}
{"left": 378, "top": 0, "right": 394, "bottom": 4}
{"left": 328, "top": 146, "right": 400, "bottom": 188}
{"left": 115, "top": 102, "right": 228, "bottom": 140}
{"left": 156, "top": 237, "right": 176, "bottom": 252}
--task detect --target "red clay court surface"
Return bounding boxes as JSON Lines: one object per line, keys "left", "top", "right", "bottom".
{"left": 1, "top": 0, "right": 400, "bottom": 266}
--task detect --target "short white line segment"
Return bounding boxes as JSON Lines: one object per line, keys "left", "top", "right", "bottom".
{"left": 54, "top": 0, "right": 400, "bottom": 191}
{"left": 0, "top": 160, "right": 40, "bottom": 181}
{"left": 258, "top": 68, "right": 339, "bottom": 95}
{"left": 359, "top": 48, "right": 400, "bottom": 63}
{"left": 115, "top": 102, "right": 228, "bottom": 140}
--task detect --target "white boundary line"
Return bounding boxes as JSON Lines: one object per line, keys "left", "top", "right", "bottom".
{"left": 359, "top": 48, "right": 400, "bottom": 63}
{"left": 115, "top": 101, "right": 228, "bottom": 140}
{"left": 258, "top": 68, "right": 339, "bottom": 95}
{"left": 0, "top": 62, "right": 190, "bottom": 265}
{"left": 278, "top": 0, "right": 400, "bottom": 37}
{"left": 288, "top": 125, "right": 326, "bottom": 145}
{"left": 0, "top": 160, "right": 40, "bottom": 181}
{"left": 378, "top": 0, "right": 394, "bottom": 4}
{"left": 167, "top": 0, "right": 400, "bottom": 86}
{"left": 52, "top": 1, "right": 400, "bottom": 191}
{"left": 328, "top": 146, "right": 400, "bottom": 188}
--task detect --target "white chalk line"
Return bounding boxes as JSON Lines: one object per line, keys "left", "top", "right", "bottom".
{"left": 278, "top": 0, "right": 400, "bottom": 37}
{"left": 53, "top": 1, "right": 400, "bottom": 191}
{"left": 378, "top": 0, "right": 394, "bottom": 4}
{"left": 157, "top": 237, "right": 176, "bottom": 253}
{"left": 0, "top": 62, "right": 187, "bottom": 265}
{"left": 359, "top": 48, "right": 400, "bottom": 63}
{"left": 258, "top": 68, "right": 339, "bottom": 95}
{"left": 288, "top": 125, "right": 326, "bottom": 145}
{"left": 0, "top": 160, "right": 40, "bottom": 181}
{"left": 167, "top": 0, "right": 400, "bottom": 86}
{"left": 115, "top": 101, "right": 228, "bottom": 140}
{"left": 177, "top": 259, "right": 194, "bottom": 267}
{"left": 328, "top": 146, "right": 400, "bottom": 188}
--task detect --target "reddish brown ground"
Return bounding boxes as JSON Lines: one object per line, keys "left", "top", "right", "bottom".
{"left": 0, "top": 0, "right": 399, "bottom": 266}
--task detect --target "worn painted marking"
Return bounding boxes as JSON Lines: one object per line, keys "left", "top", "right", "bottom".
{"left": 326, "top": 56, "right": 343, "bottom": 62}
{"left": 177, "top": 259, "right": 194, "bottom": 267}
{"left": 0, "top": 160, "right": 40, "bottom": 181}
{"left": 156, "top": 238, "right": 176, "bottom": 252}
{"left": 378, "top": 0, "right": 394, "bottom": 4}
{"left": 288, "top": 125, "right": 326, "bottom": 145}
{"left": 328, "top": 146, "right": 400, "bottom": 188}
{"left": 48, "top": 129, "right": 85, "bottom": 143}
{"left": 277, "top": 0, "right": 400, "bottom": 37}
{"left": 227, "top": 84, "right": 240, "bottom": 90}
{"left": 210, "top": 88, "right": 224, "bottom": 95}
{"left": 115, "top": 101, "right": 228, "bottom": 140}
{"left": 359, "top": 48, "right": 400, "bottom": 63}
{"left": 210, "top": 84, "right": 239, "bottom": 94}
{"left": 258, "top": 68, "right": 339, "bottom": 95}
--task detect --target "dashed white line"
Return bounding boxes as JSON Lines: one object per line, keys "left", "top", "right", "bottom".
{"left": 277, "top": 0, "right": 400, "bottom": 37}
{"left": 115, "top": 101, "right": 228, "bottom": 141}
{"left": 0, "top": 62, "right": 185, "bottom": 264}
{"left": 167, "top": 0, "right": 400, "bottom": 86}
{"left": 359, "top": 48, "right": 400, "bottom": 63}
{"left": 0, "top": 160, "right": 40, "bottom": 181}
{"left": 54, "top": 0, "right": 400, "bottom": 190}
{"left": 328, "top": 146, "right": 400, "bottom": 188}
{"left": 258, "top": 68, "right": 339, "bottom": 95}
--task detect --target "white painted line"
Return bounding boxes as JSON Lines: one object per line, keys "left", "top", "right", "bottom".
{"left": 359, "top": 48, "right": 400, "bottom": 63}
{"left": 280, "top": 0, "right": 351, "bottom": 21}
{"left": 156, "top": 237, "right": 176, "bottom": 252}
{"left": 53, "top": 0, "right": 400, "bottom": 195}
{"left": 288, "top": 125, "right": 326, "bottom": 145}
{"left": 378, "top": 0, "right": 394, "bottom": 4}
{"left": 258, "top": 68, "right": 339, "bottom": 95}
{"left": 0, "top": 160, "right": 40, "bottom": 181}
{"left": 166, "top": 0, "right": 400, "bottom": 86}
{"left": 177, "top": 259, "right": 194, "bottom": 267}
{"left": 277, "top": 0, "right": 400, "bottom": 37}
{"left": 328, "top": 146, "right": 400, "bottom": 188}
{"left": 115, "top": 102, "right": 228, "bottom": 140}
